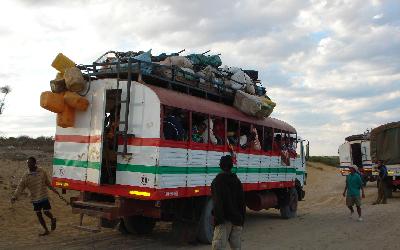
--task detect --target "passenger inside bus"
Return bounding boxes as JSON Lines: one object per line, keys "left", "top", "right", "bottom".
{"left": 263, "top": 129, "right": 273, "bottom": 151}
{"left": 163, "top": 108, "right": 185, "bottom": 141}
{"left": 192, "top": 121, "right": 205, "bottom": 143}
{"left": 213, "top": 118, "right": 225, "bottom": 145}
{"left": 273, "top": 134, "right": 282, "bottom": 152}
{"left": 201, "top": 118, "right": 218, "bottom": 145}
{"left": 227, "top": 124, "right": 238, "bottom": 146}
{"left": 249, "top": 128, "right": 261, "bottom": 151}
{"left": 239, "top": 127, "right": 248, "bottom": 149}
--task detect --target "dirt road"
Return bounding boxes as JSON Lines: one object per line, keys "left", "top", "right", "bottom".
{"left": 1, "top": 151, "right": 400, "bottom": 250}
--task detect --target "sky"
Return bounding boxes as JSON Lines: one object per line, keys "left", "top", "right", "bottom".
{"left": 0, "top": 0, "right": 399, "bottom": 155}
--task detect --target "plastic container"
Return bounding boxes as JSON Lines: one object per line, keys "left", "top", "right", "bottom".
{"left": 40, "top": 91, "right": 65, "bottom": 113}
{"left": 64, "top": 91, "right": 89, "bottom": 111}
{"left": 51, "top": 53, "right": 76, "bottom": 73}
{"left": 64, "top": 67, "right": 86, "bottom": 92}
{"left": 57, "top": 105, "right": 75, "bottom": 128}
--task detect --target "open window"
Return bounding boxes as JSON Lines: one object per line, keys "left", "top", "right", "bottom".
{"left": 212, "top": 116, "right": 225, "bottom": 146}
{"left": 162, "top": 105, "right": 189, "bottom": 142}
{"left": 263, "top": 127, "right": 273, "bottom": 152}
{"left": 239, "top": 122, "right": 251, "bottom": 152}
{"left": 227, "top": 119, "right": 239, "bottom": 148}
{"left": 191, "top": 112, "right": 210, "bottom": 144}
{"left": 250, "top": 124, "right": 263, "bottom": 152}
{"left": 273, "top": 129, "right": 282, "bottom": 152}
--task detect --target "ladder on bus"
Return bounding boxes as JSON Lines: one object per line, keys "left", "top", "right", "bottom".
{"left": 113, "top": 59, "right": 134, "bottom": 155}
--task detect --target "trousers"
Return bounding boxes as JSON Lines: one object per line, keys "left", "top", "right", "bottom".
{"left": 212, "top": 221, "right": 243, "bottom": 250}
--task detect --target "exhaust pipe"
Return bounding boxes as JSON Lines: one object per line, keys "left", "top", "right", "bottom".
{"left": 245, "top": 192, "right": 278, "bottom": 211}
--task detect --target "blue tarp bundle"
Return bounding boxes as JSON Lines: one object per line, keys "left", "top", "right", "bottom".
{"left": 186, "top": 54, "right": 222, "bottom": 68}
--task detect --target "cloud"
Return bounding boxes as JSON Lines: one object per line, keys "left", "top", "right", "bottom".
{"left": 1, "top": 0, "right": 399, "bottom": 156}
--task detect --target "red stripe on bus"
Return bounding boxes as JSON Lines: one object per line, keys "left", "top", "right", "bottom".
{"left": 53, "top": 177, "right": 295, "bottom": 200}
{"left": 55, "top": 135, "right": 286, "bottom": 157}
{"left": 124, "top": 137, "right": 161, "bottom": 147}
{"left": 55, "top": 135, "right": 101, "bottom": 143}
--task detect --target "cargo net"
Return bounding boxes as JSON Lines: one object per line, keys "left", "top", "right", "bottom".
{"left": 78, "top": 50, "right": 276, "bottom": 119}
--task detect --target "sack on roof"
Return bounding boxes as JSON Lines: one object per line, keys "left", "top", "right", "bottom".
{"left": 186, "top": 54, "right": 222, "bottom": 68}
{"left": 159, "top": 56, "right": 193, "bottom": 69}
{"left": 133, "top": 50, "right": 152, "bottom": 74}
{"left": 234, "top": 90, "right": 276, "bottom": 118}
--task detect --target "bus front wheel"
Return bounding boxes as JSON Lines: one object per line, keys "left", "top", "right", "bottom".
{"left": 280, "top": 187, "right": 298, "bottom": 219}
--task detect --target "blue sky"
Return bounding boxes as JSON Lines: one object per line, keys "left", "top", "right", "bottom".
{"left": 0, "top": 0, "right": 399, "bottom": 155}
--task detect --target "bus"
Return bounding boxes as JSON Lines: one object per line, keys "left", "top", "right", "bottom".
{"left": 51, "top": 57, "right": 308, "bottom": 243}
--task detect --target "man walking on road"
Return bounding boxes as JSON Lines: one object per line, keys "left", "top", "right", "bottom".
{"left": 11, "top": 157, "right": 57, "bottom": 236}
{"left": 211, "top": 155, "right": 245, "bottom": 250}
{"left": 343, "top": 165, "right": 365, "bottom": 221}
{"left": 373, "top": 160, "right": 389, "bottom": 205}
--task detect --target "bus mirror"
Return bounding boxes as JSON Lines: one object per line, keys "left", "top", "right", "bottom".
{"left": 305, "top": 141, "right": 310, "bottom": 161}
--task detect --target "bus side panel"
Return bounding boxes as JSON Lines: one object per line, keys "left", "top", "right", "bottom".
{"left": 188, "top": 146, "right": 207, "bottom": 190}
{"left": 53, "top": 90, "right": 94, "bottom": 185}
{"left": 247, "top": 153, "right": 261, "bottom": 186}
{"left": 260, "top": 155, "right": 271, "bottom": 186}
{"left": 116, "top": 82, "right": 161, "bottom": 189}
{"left": 269, "top": 155, "right": 281, "bottom": 183}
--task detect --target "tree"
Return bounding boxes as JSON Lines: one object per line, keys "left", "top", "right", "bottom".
{"left": 0, "top": 85, "right": 11, "bottom": 115}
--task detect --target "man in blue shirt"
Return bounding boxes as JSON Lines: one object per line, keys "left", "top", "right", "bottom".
{"left": 373, "top": 160, "right": 389, "bottom": 205}
{"left": 343, "top": 165, "right": 365, "bottom": 221}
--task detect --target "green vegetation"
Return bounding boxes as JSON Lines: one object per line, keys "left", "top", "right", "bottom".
{"left": 308, "top": 156, "right": 339, "bottom": 167}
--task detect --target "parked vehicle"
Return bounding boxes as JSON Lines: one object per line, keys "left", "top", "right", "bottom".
{"left": 50, "top": 56, "right": 308, "bottom": 243}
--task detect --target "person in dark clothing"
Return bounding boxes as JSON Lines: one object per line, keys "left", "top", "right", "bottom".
{"left": 373, "top": 160, "right": 390, "bottom": 205}
{"left": 211, "top": 155, "right": 245, "bottom": 250}
{"left": 163, "top": 109, "right": 184, "bottom": 141}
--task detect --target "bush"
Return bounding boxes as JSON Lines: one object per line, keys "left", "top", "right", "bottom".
{"left": 308, "top": 156, "right": 339, "bottom": 167}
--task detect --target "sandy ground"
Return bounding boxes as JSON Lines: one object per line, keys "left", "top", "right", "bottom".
{"left": 1, "top": 148, "right": 400, "bottom": 250}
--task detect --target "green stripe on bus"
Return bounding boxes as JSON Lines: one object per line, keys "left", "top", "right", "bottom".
{"left": 53, "top": 158, "right": 100, "bottom": 170}
{"left": 54, "top": 157, "right": 301, "bottom": 175}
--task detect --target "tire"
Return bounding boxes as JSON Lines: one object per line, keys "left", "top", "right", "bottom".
{"left": 295, "top": 179, "right": 304, "bottom": 201}
{"left": 280, "top": 187, "right": 298, "bottom": 219}
{"left": 196, "top": 198, "right": 214, "bottom": 244}
{"left": 121, "top": 215, "right": 156, "bottom": 235}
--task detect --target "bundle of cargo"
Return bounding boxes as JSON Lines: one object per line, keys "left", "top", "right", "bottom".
{"left": 40, "top": 53, "right": 89, "bottom": 128}
{"left": 233, "top": 90, "right": 276, "bottom": 119}
{"left": 90, "top": 49, "right": 277, "bottom": 118}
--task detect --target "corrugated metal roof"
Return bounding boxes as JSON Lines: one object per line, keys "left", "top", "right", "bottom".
{"left": 147, "top": 84, "right": 296, "bottom": 133}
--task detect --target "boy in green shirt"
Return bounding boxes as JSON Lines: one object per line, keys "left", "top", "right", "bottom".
{"left": 342, "top": 166, "right": 365, "bottom": 221}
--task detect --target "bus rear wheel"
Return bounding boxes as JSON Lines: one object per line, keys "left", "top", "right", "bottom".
{"left": 280, "top": 187, "right": 298, "bottom": 219}
{"left": 196, "top": 198, "right": 214, "bottom": 244}
{"left": 121, "top": 215, "right": 156, "bottom": 235}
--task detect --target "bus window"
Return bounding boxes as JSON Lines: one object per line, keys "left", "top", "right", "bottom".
{"left": 191, "top": 112, "right": 217, "bottom": 144}
{"left": 289, "top": 133, "right": 297, "bottom": 157}
{"left": 239, "top": 122, "right": 251, "bottom": 150}
{"left": 273, "top": 129, "right": 282, "bottom": 152}
{"left": 250, "top": 125, "right": 262, "bottom": 151}
{"left": 263, "top": 127, "right": 273, "bottom": 152}
{"left": 227, "top": 119, "right": 239, "bottom": 147}
{"left": 212, "top": 116, "right": 225, "bottom": 145}
{"left": 162, "top": 106, "right": 188, "bottom": 141}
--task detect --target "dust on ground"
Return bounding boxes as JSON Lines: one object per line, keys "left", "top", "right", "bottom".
{"left": 1, "top": 147, "right": 400, "bottom": 250}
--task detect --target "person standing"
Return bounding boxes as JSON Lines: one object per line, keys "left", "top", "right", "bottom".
{"left": 211, "top": 155, "right": 245, "bottom": 250}
{"left": 342, "top": 165, "right": 365, "bottom": 221}
{"left": 373, "top": 160, "right": 389, "bottom": 205}
{"left": 11, "top": 157, "right": 57, "bottom": 236}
